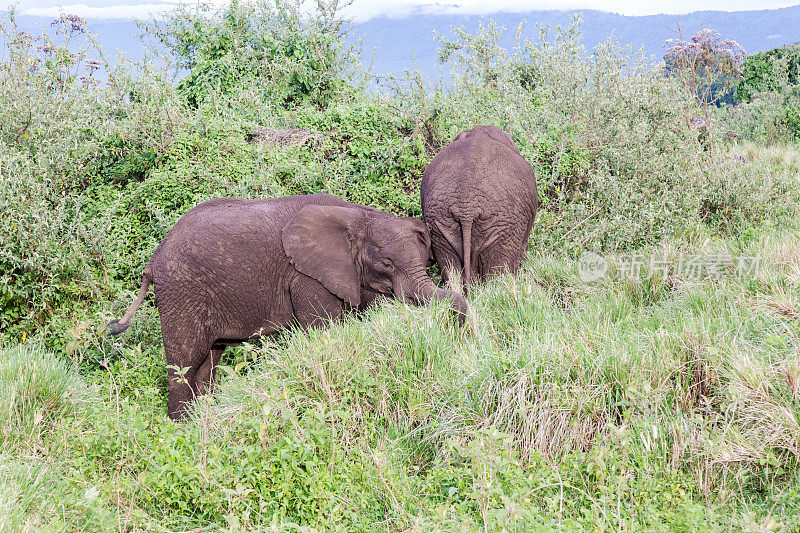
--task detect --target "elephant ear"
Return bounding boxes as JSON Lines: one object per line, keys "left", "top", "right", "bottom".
{"left": 406, "top": 217, "right": 432, "bottom": 265}
{"left": 282, "top": 205, "right": 364, "bottom": 307}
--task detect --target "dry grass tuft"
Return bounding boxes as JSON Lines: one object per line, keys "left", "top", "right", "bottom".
{"left": 754, "top": 287, "right": 799, "bottom": 320}
{"left": 768, "top": 232, "right": 800, "bottom": 281}
{"left": 782, "top": 358, "right": 800, "bottom": 400}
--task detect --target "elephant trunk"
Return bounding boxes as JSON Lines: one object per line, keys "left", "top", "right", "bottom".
{"left": 399, "top": 272, "right": 468, "bottom": 326}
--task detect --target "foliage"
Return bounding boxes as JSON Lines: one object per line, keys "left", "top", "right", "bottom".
{"left": 720, "top": 43, "right": 800, "bottom": 144}
{"left": 0, "top": 10, "right": 112, "bottom": 344}
{"left": 142, "top": 0, "right": 360, "bottom": 109}
{"left": 2, "top": 7, "right": 798, "bottom": 345}
{"left": 0, "top": 6, "right": 416, "bottom": 345}
{"left": 400, "top": 18, "right": 795, "bottom": 254}
{"left": 734, "top": 42, "right": 800, "bottom": 103}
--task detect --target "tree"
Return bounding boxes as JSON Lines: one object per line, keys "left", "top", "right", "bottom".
{"left": 663, "top": 27, "right": 746, "bottom": 108}
{"left": 734, "top": 43, "right": 800, "bottom": 103}
{"left": 141, "top": 0, "right": 357, "bottom": 109}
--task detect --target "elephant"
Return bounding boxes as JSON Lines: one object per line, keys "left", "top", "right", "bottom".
{"left": 107, "top": 193, "right": 467, "bottom": 420}
{"left": 421, "top": 125, "right": 538, "bottom": 290}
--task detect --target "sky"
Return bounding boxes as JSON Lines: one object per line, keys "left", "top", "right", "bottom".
{"left": 14, "top": 0, "right": 800, "bottom": 22}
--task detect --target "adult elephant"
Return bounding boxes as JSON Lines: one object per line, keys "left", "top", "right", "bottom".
{"left": 421, "top": 125, "right": 538, "bottom": 290}
{"left": 107, "top": 194, "right": 467, "bottom": 420}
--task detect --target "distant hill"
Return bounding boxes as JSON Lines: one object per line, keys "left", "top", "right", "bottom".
{"left": 8, "top": 4, "right": 800, "bottom": 81}
{"left": 351, "top": 5, "right": 800, "bottom": 81}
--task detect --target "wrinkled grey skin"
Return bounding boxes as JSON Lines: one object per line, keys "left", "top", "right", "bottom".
{"left": 107, "top": 194, "right": 467, "bottom": 420}
{"left": 421, "top": 125, "right": 538, "bottom": 290}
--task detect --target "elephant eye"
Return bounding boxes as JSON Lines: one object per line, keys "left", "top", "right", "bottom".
{"left": 380, "top": 258, "right": 394, "bottom": 271}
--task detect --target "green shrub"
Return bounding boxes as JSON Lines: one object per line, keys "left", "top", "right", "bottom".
{"left": 721, "top": 85, "right": 800, "bottom": 144}
{"left": 720, "top": 43, "right": 800, "bottom": 144}
{"left": 393, "top": 17, "right": 794, "bottom": 254}
{"left": 0, "top": 13, "right": 109, "bottom": 342}
{"left": 734, "top": 43, "right": 800, "bottom": 103}
{"left": 3, "top": 5, "right": 799, "bottom": 345}
{"left": 138, "top": 408, "right": 383, "bottom": 528}
{"left": 144, "top": 0, "right": 360, "bottom": 109}
{"left": 291, "top": 102, "right": 426, "bottom": 215}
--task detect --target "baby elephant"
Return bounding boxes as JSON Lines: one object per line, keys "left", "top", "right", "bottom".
{"left": 421, "top": 125, "right": 538, "bottom": 290}
{"left": 108, "top": 194, "right": 467, "bottom": 420}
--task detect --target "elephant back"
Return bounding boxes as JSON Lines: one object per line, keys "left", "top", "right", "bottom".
{"left": 422, "top": 125, "right": 537, "bottom": 211}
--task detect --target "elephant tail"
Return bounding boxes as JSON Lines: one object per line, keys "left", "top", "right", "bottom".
{"left": 107, "top": 264, "right": 153, "bottom": 336}
{"left": 460, "top": 216, "right": 473, "bottom": 290}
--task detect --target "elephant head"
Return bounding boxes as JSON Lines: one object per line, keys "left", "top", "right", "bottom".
{"left": 282, "top": 205, "right": 467, "bottom": 323}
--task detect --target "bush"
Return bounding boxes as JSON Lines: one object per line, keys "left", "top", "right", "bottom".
{"left": 734, "top": 43, "right": 800, "bottom": 103}
{"left": 0, "top": 12, "right": 110, "bottom": 343}
{"left": 143, "top": 0, "right": 361, "bottom": 109}
{"left": 2, "top": 6, "right": 799, "bottom": 344}
{"left": 394, "top": 18, "right": 796, "bottom": 252}
{"left": 137, "top": 406, "right": 386, "bottom": 529}
{"left": 721, "top": 43, "right": 800, "bottom": 144}
{"left": 720, "top": 85, "right": 800, "bottom": 144}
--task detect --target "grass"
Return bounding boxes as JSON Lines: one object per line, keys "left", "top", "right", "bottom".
{"left": 733, "top": 140, "right": 800, "bottom": 171}
{"left": 2, "top": 7, "right": 800, "bottom": 529}
{"left": 0, "top": 345, "right": 81, "bottom": 449}
{"left": 1, "top": 223, "right": 799, "bottom": 531}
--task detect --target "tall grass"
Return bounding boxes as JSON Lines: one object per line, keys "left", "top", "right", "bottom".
{"left": 1, "top": 215, "right": 799, "bottom": 530}
{"left": 214, "top": 228, "right": 800, "bottom": 469}
{"left": 0, "top": 345, "right": 81, "bottom": 450}
{"left": 137, "top": 227, "right": 797, "bottom": 529}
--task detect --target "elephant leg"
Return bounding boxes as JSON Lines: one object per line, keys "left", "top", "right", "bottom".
{"left": 193, "top": 345, "right": 225, "bottom": 398}
{"left": 435, "top": 246, "right": 464, "bottom": 289}
{"left": 356, "top": 289, "right": 379, "bottom": 312}
{"left": 163, "top": 326, "right": 215, "bottom": 421}
{"left": 290, "top": 273, "right": 344, "bottom": 328}
{"left": 429, "top": 221, "right": 464, "bottom": 288}
{"left": 477, "top": 229, "right": 527, "bottom": 280}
